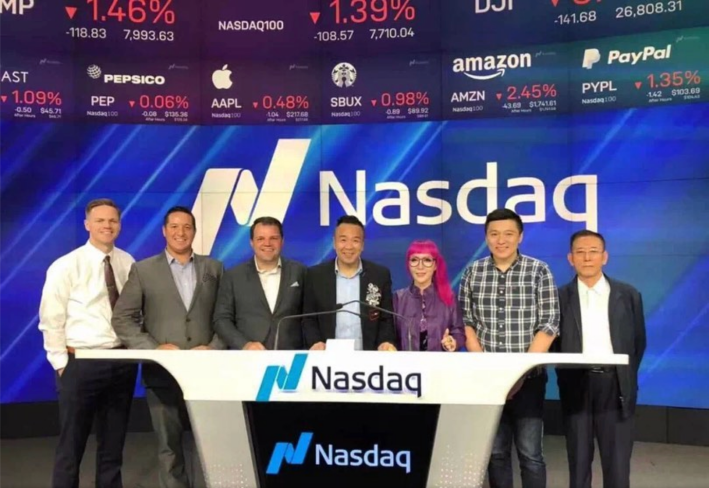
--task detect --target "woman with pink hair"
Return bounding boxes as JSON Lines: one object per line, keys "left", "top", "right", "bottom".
{"left": 392, "top": 240, "right": 465, "bottom": 351}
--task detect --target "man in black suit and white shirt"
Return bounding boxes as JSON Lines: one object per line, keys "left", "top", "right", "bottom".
{"left": 213, "top": 216, "right": 307, "bottom": 350}
{"left": 555, "top": 230, "right": 646, "bottom": 488}
{"left": 303, "top": 215, "right": 397, "bottom": 351}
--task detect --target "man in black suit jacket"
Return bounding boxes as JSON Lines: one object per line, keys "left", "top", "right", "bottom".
{"left": 555, "top": 230, "right": 646, "bottom": 488}
{"left": 213, "top": 217, "right": 307, "bottom": 350}
{"left": 303, "top": 215, "right": 396, "bottom": 351}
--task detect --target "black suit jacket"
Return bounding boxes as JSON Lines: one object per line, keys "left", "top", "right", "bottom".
{"left": 554, "top": 275, "right": 646, "bottom": 418}
{"left": 213, "top": 257, "right": 307, "bottom": 350}
{"left": 303, "top": 259, "right": 396, "bottom": 350}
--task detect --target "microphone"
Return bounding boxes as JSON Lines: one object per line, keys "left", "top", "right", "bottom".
{"left": 337, "top": 299, "right": 414, "bottom": 352}
{"left": 273, "top": 304, "right": 361, "bottom": 351}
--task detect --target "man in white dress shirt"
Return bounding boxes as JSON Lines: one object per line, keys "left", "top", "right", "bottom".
{"left": 39, "top": 198, "right": 137, "bottom": 488}
{"left": 555, "top": 230, "right": 646, "bottom": 488}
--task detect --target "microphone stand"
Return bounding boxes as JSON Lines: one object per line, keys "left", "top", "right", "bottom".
{"left": 274, "top": 305, "right": 361, "bottom": 351}
{"left": 337, "top": 299, "right": 414, "bottom": 352}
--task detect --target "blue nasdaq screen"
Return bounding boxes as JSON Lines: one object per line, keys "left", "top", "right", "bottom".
{"left": 1, "top": 0, "right": 708, "bottom": 412}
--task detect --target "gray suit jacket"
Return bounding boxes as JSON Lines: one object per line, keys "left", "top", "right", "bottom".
{"left": 112, "top": 252, "right": 225, "bottom": 387}
{"left": 213, "top": 257, "right": 307, "bottom": 350}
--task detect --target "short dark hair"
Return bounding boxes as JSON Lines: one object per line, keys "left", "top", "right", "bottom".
{"left": 163, "top": 206, "right": 196, "bottom": 228}
{"left": 250, "top": 216, "right": 283, "bottom": 240}
{"left": 484, "top": 208, "right": 523, "bottom": 233}
{"left": 570, "top": 230, "right": 606, "bottom": 250}
{"left": 85, "top": 198, "right": 121, "bottom": 218}
{"left": 335, "top": 215, "right": 365, "bottom": 236}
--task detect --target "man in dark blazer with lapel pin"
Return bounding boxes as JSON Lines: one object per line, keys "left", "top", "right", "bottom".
{"left": 554, "top": 230, "right": 646, "bottom": 488}
{"left": 113, "top": 206, "right": 224, "bottom": 488}
{"left": 303, "top": 215, "right": 397, "bottom": 351}
{"left": 213, "top": 216, "right": 307, "bottom": 350}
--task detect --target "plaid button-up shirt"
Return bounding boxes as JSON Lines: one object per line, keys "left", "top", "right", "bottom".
{"left": 458, "top": 254, "right": 560, "bottom": 353}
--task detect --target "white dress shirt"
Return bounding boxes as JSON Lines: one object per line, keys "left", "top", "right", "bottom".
{"left": 578, "top": 275, "right": 614, "bottom": 355}
{"left": 38, "top": 241, "right": 135, "bottom": 370}
{"left": 255, "top": 257, "right": 281, "bottom": 313}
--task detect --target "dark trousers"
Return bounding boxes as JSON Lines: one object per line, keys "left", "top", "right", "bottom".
{"left": 489, "top": 372, "right": 547, "bottom": 488}
{"left": 52, "top": 354, "right": 137, "bottom": 488}
{"left": 562, "top": 371, "right": 634, "bottom": 488}
{"left": 146, "top": 384, "right": 204, "bottom": 488}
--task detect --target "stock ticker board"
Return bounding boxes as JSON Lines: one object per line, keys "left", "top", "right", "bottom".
{"left": 0, "top": 0, "right": 708, "bottom": 125}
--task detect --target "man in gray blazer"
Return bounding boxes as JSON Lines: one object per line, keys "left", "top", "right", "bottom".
{"left": 112, "top": 206, "right": 224, "bottom": 488}
{"left": 213, "top": 216, "right": 307, "bottom": 350}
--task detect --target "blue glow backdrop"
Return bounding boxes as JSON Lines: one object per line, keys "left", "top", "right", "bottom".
{"left": 1, "top": 103, "right": 708, "bottom": 407}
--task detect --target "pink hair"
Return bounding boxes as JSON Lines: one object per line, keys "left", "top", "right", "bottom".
{"left": 405, "top": 240, "right": 455, "bottom": 307}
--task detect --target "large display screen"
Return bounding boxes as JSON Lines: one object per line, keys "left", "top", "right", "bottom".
{"left": 0, "top": 1, "right": 707, "bottom": 409}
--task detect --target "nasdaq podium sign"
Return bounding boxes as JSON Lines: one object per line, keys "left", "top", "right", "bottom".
{"left": 76, "top": 347, "right": 627, "bottom": 488}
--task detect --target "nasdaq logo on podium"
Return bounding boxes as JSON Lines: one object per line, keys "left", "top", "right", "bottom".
{"left": 266, "top": 432, "right": 412, "bottom": 475}
{"left": 266, "top": 432, "right": 313, "bottom": 474}
{"left": 256, "top": 353, "right": 423, "bottom": 401}
{"left": 256, "top": 353, "right": 307, "bottom": 402}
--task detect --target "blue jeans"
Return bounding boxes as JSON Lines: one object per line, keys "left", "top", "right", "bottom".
{"left": 488, "top": 372, "right": 547, "bottom": 488}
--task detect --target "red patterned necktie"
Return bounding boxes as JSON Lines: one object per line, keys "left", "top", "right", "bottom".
{"left": 104, "top": 256, "right": 119, "bottom": 309}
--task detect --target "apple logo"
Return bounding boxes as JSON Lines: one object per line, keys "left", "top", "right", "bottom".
{"left": 212, "top": 64, "right": 233, "bottom": 89}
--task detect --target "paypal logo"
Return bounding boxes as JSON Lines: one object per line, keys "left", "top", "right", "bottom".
{"left": 256, "top": 353, "right": 307, "bottom": 402}
{"left": 582, "top": 48, "right": 601, "bottom": 69}
{"left": 267, "top": 432, "right": 412, "bottom": 475}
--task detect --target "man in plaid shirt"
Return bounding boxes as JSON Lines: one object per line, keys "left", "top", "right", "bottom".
{"left": 459, "top": 208, "right": 560, "bottom": 488}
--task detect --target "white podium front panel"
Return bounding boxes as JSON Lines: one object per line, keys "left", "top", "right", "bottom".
{"left": 76, "top": 349, "right": 627, "bottom": 488}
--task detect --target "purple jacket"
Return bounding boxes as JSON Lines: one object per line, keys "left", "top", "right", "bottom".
{"left": 392, "top": 284, "right": 466, "bottom": 352}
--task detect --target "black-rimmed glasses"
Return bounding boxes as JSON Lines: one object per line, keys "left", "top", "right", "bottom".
{"left": 409, "top": 257, "right": 435, "bottom": 268}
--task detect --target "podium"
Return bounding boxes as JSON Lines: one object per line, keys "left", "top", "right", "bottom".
{"left": 76, "top": 346, "right": 627, "bottom": 488}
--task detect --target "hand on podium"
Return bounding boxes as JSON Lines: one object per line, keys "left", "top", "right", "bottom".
{"left": 243, "top": 342, "right": 266, "bottom": 351}
{"left": 156, "top": 343, "right": 180, "bottom": 350}
{"left": 310, "top": 342, "right": 326, "bottom": 351}
{"left": 190, "top": 345, "right": 211, "bottom": 350}
{"left": 377, "top": 342, "right": 397, "bottom": 352}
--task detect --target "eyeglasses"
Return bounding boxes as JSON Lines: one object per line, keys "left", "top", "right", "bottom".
{"left": 409, "top": 257, "right": 435, "bottom": 268}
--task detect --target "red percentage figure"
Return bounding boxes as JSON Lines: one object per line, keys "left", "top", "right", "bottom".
{"left": 48, "top": 92, "right": 63, "bottom": 105}
{"left": 685, "top": 71, "right": 701, "bottom": 85}
{"left": 391, "top": 0, "right": 416, "bottom": 21}
{"left": 415, "top": 92, "right": 429, "bottom": 104}
{"left": 647, "top": 71, "right": 702, "bottom": 89}
{"left": 149, "top": 0, "right": 176, "bottom": 24}
{"left": 295, "top": 96, "right": 310, "bottom": 109}
{"left": 506, "top": 84, "right": 557, "bottom": 101}
{"left": 380, "top": 91, "right": 429, "bottom": 106}
{"left": 11, "top": 90, "right": 63, "bottom": 106}
{"left": 550, "top": 0, "right": 600, "bottom": 6}
{"left": 139, "top": 95, "right": 188, "bottom": 109}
